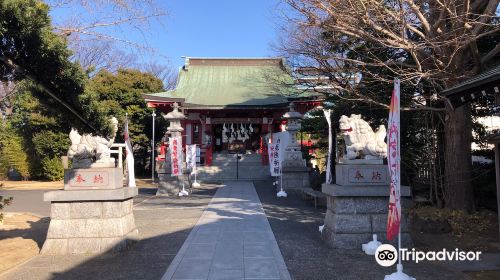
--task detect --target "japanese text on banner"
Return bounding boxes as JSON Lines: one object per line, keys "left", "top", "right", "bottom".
{"left": 169, "top": 136, "right": 183, "bottom": 176}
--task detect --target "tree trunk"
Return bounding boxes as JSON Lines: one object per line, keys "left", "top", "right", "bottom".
{"left": 443, "top": 103, "right": 474, "bottom": 211}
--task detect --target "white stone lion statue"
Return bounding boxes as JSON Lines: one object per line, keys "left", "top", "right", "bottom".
{"left": 67, "top": 117, "right": 119, "bottom": 168}
{"left": 339, "top": 114, "right": 387, "bottom": 160}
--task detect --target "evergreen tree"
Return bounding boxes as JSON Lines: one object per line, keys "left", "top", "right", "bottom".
{"left": 0, "top": 0, "right": 111, "bottom": 135}
{"left": 0, "top": 123, "right": 29, "bottom": 179}
{"left": 87, "top": 69, "right": 166, "bottom": 175}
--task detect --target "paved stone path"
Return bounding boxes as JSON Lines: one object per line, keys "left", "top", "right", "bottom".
{"left": 161, "top": 181, "right": 291, "bottom": 280}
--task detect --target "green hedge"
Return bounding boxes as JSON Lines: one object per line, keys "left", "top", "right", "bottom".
{"left": 40, "top": 156, "right": 64, "bottom": 181}
{"left": 0, "top": 126, "right": 30, "bottom": 180}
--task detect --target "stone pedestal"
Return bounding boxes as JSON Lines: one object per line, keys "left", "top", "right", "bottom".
{"left": 41, "top": 187, "right": 139, "bottom": 255}
{"left": 156, "top": 158, "right": 190, "bottom": 196}
{"left": 156, "top": 173, "right": 190, "bottom": 196}
{"left": 281, "top": 166, "right": 310, "bottom": 191}
{"left": 321, "top": 184, "right": 412, "bottom": 249}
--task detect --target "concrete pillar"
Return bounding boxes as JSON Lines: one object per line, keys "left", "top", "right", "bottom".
{"left": 281, "top": 103, "right": 310, "bottom": 191}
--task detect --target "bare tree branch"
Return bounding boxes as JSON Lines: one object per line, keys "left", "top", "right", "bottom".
{"left": 46, "top": 0, "right": 168, "bottom": 73}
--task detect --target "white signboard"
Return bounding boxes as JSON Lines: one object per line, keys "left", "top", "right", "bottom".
{"left": 268, "top": 132, "right": 288, "bottom": 176}
{"left": 268, "top": 140, "right": 281, "bottom": 176}
{"left": 271, "top": 131, "right": 290, "bottom": 149}
{"left": 186, "top": 144, "right": 197, "bottom": 170}
{"left": 196, "top": 145, "right": 201, "bottom": 163}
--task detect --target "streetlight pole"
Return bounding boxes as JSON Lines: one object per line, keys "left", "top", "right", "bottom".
{"left": 151, "top": 111, "right": 156, "bottom": 183}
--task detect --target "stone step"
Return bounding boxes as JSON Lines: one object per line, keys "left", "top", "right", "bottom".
{"left": 194, "top": 153, "right": 271, "bottom": 181}
{"left": 196, "top": 165, "right": 271, "bottom": 181}
{"left": 197, "top": 167, "right": 270, "bottom": 182}
{"left": 212, "top": 153, "right": 263, "bottom": 163}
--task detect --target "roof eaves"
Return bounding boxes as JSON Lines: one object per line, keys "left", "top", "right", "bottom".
{"left": 143, "top": 93, "right": 185, "bottom": 103}
{"left": 442, "top": 65, "right": 500, "bottom": 96}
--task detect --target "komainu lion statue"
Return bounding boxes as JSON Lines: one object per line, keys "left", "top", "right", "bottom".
{"left": 67, "top": 117, "right": 119, "bottom": 168}
{"left": 339, "top": 114, "right": 387, "bottom": 160}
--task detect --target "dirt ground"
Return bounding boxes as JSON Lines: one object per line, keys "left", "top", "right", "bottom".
{"left": 0, "top": 213, "right": 50, "bottom": 275}
{"left": 411, "top": 207, "right": 500, "bottom": 252}
{"left": 0, "top": 178, "right": 156, "bottom": 274}
{"left": 0, "top": 181, "right": 63, "bottom": 190}
{"left": 0, "top": 178, "right": 155, "bottom": 190}
{"left": 410, "top": 207, "right": 500, "bottom": 280}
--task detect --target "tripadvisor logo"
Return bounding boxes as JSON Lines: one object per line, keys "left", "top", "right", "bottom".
{"left": 375, "top": 244, "right": 482, "bottom": 266}
{"left": 375, "top": 244, "right": 398, "bottom": 266}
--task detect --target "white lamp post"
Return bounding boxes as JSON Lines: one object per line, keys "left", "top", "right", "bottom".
{"left": 151, "top": 111, "right": 156, "bottom": 183}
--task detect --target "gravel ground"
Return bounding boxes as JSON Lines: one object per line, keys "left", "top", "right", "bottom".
{"left": 254, "top": 180, "right": 471, "bottom": 280}
{"left": 0, "top": 181, "right": 486, "bottom": 280}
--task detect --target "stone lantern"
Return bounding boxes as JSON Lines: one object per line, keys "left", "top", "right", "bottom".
{"left": 165, "top": 102, "right": 185, "bottom": 135}
{"left": 280, "top": 103, "right": 310, "bottom": 191}
{"left": 282, "top": 103, "right": 306, "bottom": 167}
{"left": 156, "top": 102, "right": 188, "bottom": 196}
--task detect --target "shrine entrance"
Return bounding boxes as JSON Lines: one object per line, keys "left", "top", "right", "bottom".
{"left": 213, "top": 123, "right": 263, "bottom": 153}
{"left": 143, "top": 58, "right": 323, "bottom": 169}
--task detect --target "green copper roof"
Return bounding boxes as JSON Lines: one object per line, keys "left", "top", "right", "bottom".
{"left": 150, "top": 58, "right": 300, "bottom": 107}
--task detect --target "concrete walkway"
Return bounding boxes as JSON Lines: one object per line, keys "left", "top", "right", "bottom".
{"left": 161, "top": 181, "right": 291, "bottom": 280}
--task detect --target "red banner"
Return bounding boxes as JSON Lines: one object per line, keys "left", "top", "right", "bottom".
{"left": 387, "top": 78, "right": 401, "bottom": 241}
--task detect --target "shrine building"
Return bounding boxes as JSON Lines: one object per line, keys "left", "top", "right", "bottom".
{"left": 143, "top": 57, "right": 321, "bottom": 172}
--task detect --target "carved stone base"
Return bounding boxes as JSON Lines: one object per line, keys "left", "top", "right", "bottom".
{"left": 41, "top": 187, "right": 139, "bottom": 255}
{"left": 64, "top": 168, "right": 123, "bottom": 190}
{"left": 321, "top": 184, "right": 413, "bottom": 249}
{"left": 335, "top": 164, "right": 389, "bottom": 186}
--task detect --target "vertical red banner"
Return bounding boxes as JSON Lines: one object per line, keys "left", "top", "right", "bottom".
{"left": 387, "top": 78, "right": 401, "bottom": 240}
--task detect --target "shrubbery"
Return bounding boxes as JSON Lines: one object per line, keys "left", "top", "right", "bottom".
{"left": 32, "top": 131, "right": 68, "bottom": 180}
{"left": 40, "top": 157, "right": 64, "bottom": 181}
{"left": 0, "top": 125, "right": 30, "bottom": 180}
{"left": 32, "top": 131, "right": 69, "bottom": 160}
{"left": 5, "top": 87, "right": 70, "bottom": 181}
{"left": 0, "top": 182, "right": 13, "bottom": 223}
{"left": 0, "top": 196, "right": 13, "bottom": 223}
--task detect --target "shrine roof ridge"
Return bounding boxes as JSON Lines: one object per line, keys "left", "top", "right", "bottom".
{"left": 143, "top": 57, "right": 322, "bottom": 107}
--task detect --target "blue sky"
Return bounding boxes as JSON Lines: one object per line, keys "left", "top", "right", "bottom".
{"left": 156, "top": 0, "right": 283, "bottom": 67}
{"left": 50, "top": 0, "right": 286, "bottom": 69}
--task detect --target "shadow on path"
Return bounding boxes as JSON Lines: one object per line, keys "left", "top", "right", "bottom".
{"left": 0, "top": 218, "right": 49, "bottom": 249}
{"left": 254, "top": 180, "right": 471, "bottom": 280}
{"left": 0, "top": 184, "right": 219, "bottom": 280}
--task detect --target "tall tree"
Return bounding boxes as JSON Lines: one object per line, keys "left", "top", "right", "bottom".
{"left": 0, "top": 0, "right": 111, "bottom": 135}
{"left": 88, "top": 68, "right": 166, "bottom": 174}
{"left": 281, "top": 0, "right": 500, "bottom": 211}
{"left": 8, "top": 83, "right": 70, "bottom": 180}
